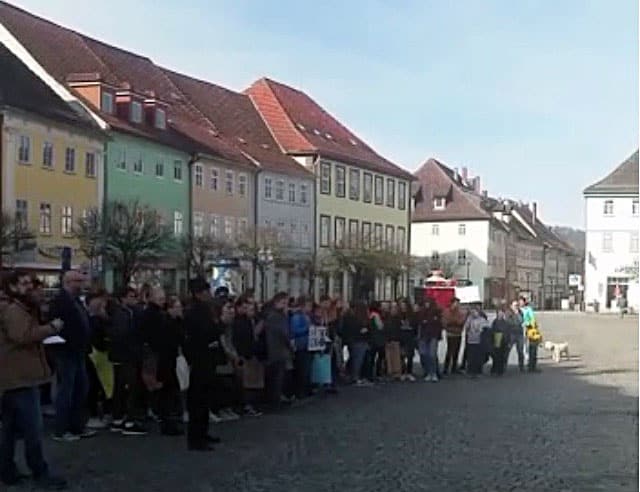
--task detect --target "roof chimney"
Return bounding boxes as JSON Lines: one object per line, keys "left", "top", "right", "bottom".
{"left": 530, "top": 202, "right": 538, "bottom": 223}
{"left": 473, "top": 176, "right": 481, "bottom": 194}
{"left": 461, "top": 167, "right": 468, "bottom": 182}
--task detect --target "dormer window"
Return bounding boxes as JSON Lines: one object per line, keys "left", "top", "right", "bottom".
{"left": 433, "top": 197, "right": 446, "bottom": 210}
{"left": 155, "top": 108, "right": 166, "bottom": 129}
{"left": 101, "top": 92, "right": 114, "bottom": 114}
{"left": 130, "top": 101, "right": 143, "bottom": 123}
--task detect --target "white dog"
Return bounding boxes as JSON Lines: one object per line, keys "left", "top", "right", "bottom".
{"left": 543, "top": 341, "right": 570, "bottom": 362}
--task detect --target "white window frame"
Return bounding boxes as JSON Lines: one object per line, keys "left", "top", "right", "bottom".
{"left": 320, "top": 215, "right": 331, "bottom": 247}
{"left": 18, "top": 135, "right": 31, "bottom": 163}
{"left": 193, "top": 212, "right": 204, "bottom": 237}
{"left": 42, "top": 141, "right": 53, "bottom": 168}
{"left": 225, "top": 170, "right": 234, "bottom": 195}
{"left": 602, "top": 232, "right": 613, "bottom": 252}
{"left": 85, "top": 152, "right": 96, "bottom": 178}
{"left": 288, "top": 182, "right": 296, "bottom": 203}
{"left": 209, "top": 214, "right": 220, "bottom": 237}
{"left": 155, "top": 108, "right": 166, "bottom": 129}
{"left": 335, "top": 165, "right": 346, "bottom": 198}
{"left": 349, "top": 168, "right": 360, "bottom": 201}
{"left": 457, "top": 249, "right": 467, "bottom": 266}
{"left": 432, "top": 224, "right": 440, "bottom": 236}
{"left": 374, "top": 176, "right": 384, "bottom": 205}
{"left": 398, "top": 182, "right": 407, "bottom": 210}
{"left": 458, "top": 223, "right": 466, "bottom": 236}
{"left": 117, "top": 149, "right": 127, "bottom": 171}
{"left": 173, "top": 161, "right": 183, "bottom": 181}
{"left": 64, "top": 147, "right": 75, "bottom": 173}
{"left": 101, "top": 91, "right": 114, "bottom": 114}
{"left": 155, "top": 160, "right": 164, "bottom": 178}
{"left": 300, "top": 183, "right": 308, "bottom": 204}
{"left": 264, "top": 177, "right": 273, "bottom": 199}
{"left": 386, "top": 178, "right": 395, "bottom": 208}
{"left": 173, "top": 211, "right": 183, "bottom": 235}
{"left": 133, "top": 154, "right": 143, "bottom": 174}
{"left": 385, "top": 225, "right": 395, "bottom": 250}
{"left": 397, "top": 226, "right": 406, "bottom": 253}
{"left": 275, "top": 180, "right": 285, "bottom": 201}
{"left": 210, "top": 167, "right": 219, "bottom": 190}
{"left": 39, "top": 202, "right": 51, "bottom": 234}
{"left": 433, "top": 197, "right": 446, "bottom": 210}
{"left": 603, "top": 200, "right": 614, "bottom": 216}
{"left": 334, "top": 217, "right": 346, "bottom": 248}
{"left": 15, "top": 199, "right": 28, "bottom": 228}
{"left": 194, "top": 164, "right": 203, "bottom": 187}
{"left": 363, "top": 173, "right": 373, "bottom": 203}
{"left": 225, "top": 217, "right": 235, "bottom": 238}
{"left": 61, "top": 205, "right": 73, "bottom": 236}
{"left": 238, "top": 173, "right": 247, "bottom": 196}
{"left": 633, "top": 199, "right": 639, "bottom": 217}
{"left": 320, "top": 161, "right": 331, "bottom": 194}
{"left": 631, "top": 232, "right": 639, "bottom": 254}
{"left": 130, "top": 101, "right": 143, "bottom": 123}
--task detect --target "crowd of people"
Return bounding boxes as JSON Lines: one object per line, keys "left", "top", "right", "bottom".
{"left": 0, "top": 269, "right": 541, "bottom": 490}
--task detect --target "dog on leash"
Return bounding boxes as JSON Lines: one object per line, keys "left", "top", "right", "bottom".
{"left": 543, "top": 341, "right": 570, "bottom": 362}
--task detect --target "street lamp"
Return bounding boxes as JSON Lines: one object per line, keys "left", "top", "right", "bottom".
{"left": 257, "top": 247, "right": 274, "bottom": 302}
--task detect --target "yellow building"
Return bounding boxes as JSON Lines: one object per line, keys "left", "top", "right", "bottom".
{"left": 0, "top": 42, "right": 105, "bottom": 287}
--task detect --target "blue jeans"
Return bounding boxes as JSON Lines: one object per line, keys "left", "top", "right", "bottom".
{"left": 0, "top": 387, "right": 49, "bottom": 481}
{"left": 507, "top": 334, "right": 525, "bottom": 370}
{"left": 55, "top": 351, "right": 89, "bottom": 435}
{"left": 418, "top": 339, "right": 438, "bottom": 377}
{"left": 350, "top": 342, "right": 369, "bottom": 380}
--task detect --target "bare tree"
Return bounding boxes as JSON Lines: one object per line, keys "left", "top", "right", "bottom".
{"left": 76, "top": 200, "right": 174, "bottom": 289}
{"left": 179, "top": 233, "right": 235, "bottom": 279}
{"left": 378, "top": 251, "right": 413, "bottom": 300}
{"left": 0, "top": 213, "right": 36, "bottom": 268}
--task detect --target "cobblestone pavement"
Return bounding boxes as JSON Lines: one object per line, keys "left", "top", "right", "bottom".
{"left": 14, "top": 313, "right": 639, "bottom": 491}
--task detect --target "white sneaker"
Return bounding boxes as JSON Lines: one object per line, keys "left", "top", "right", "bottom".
{"left": 86, "top": 418, "right": 107, "bottom": 430}
{"left": 430, "top": 375, "right": 439, "bottom": 383}
{"left": 219, "top": 408, "right": 240, "bottom": 421}
{"left": 209, "top": 412, "right": 223, "bottom": 424}
{"left": 424, "top": 376, "right": 431, "bottom": 382}
{"left": 407, "top": 374, "right": 416, "bottom": 382}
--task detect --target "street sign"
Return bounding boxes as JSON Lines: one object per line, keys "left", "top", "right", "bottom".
{"left": 568, "top": 274, "right": 582, "bottom": 287}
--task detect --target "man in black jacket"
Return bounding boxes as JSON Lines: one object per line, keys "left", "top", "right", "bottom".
{"left": 49, "top": 271, "right": 94, "bottom": 441}
{"left": 107, "top": 287, "right": 147, "bottom": 436}
{"left": 183, "top": 278, "right": 222, "bottom": 451}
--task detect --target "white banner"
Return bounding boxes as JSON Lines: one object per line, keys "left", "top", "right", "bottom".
{"left": 308, "top": 325, "right": 328, "bottom": 352}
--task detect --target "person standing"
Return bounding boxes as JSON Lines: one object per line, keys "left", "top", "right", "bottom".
{"left": 49, "top": 271, "right": 95, "bottom": 442}
{"left": 489, "top": 306, "right": 509, "bottom": 375}
{"left": 264, "top": 292, "right": 293, "bottom": 410}
{"left": 0, "top": 270, "right": 67, "bottom": 489}
{"left": 505, "top": 300, "right": 525, "bottom": 372}
{"left": 107, "top": 288, "right": 147, "bottom": 436}
{"left": 442, "top": 297, "right": 465, "bottom": 375}
{"left": 417, "top": 299, "right": 442, "bottom": 382}
{"left": 368, "top": 302, "right": 386, "bottom": 380}
{"left": 464, "top": 308, "right": 488, "bottom": 378}
{"left": 519, "top": 297, "right": 541, "bottom": 372}
{"left": 289, "top": 296, "right": 313, "bottom": 399}
{"left": 398, "top": 300, "right": 417, "bottom": 382}
{"left": 183, "top": 279, "right": 222, "bottom": 451}
{"left": 232, "top": 298, "right": 262, "bottom": 417}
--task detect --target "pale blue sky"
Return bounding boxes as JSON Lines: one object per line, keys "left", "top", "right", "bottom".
{"left": 13, "top": 0, "right": 638, "bottom": 227}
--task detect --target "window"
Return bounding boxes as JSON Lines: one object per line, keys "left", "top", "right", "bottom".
{"left": 290, "top": 222, "right": 298, "bottom": 245}
{"left": 238, "top": 174, "right": 247, "bottom": 196}
{"left": 631, "top": 232, "right": 639, "bottom": 253}
{"left": 130, "top": 101, "right": 143, "bottom": 123}
{"left": 224, "top": 171, "right": 234, "bottom": 195}
{"left": 398, "top": 182, "right": 407, "bottom": 210}
{"left": 374, "top": 176, "right": 384, "bottom": 205}
{"left": 384, "top": 225, "right": 395, "bottom": 250}
{"left": 275, "top": 180, "right": 284, "bottom": 201}
{"left": 155, "top": 109, "right": 166, "bottom": 129}
{"left": 602, "top": 232, "right": 613, "bottom": 252}
{"left": 334, "top": 217, "right": 346, "bottom": 247}
{"left": 349, "top": 219, "right": 359, "bottom": 248}
{"left": 362, "top": 222, "right": 372, "bottom": 249}
{"left": 15, "top": 200, "right": 28, "bottom": 228}
{"left": 603, "top": 200, "right": 614, "bottom": 216}
{"left": 133, "top": 154, "right": 143, "bottom": 174}
{"left": 64, "top": 147, "right": 75, "bottom": 173}
{"left": 458, "top": 224, "right": 466, "bottom": 236}
{"left": 457, "top": 249, "right": 467, "bottom": 265}
{"left": 433, "top": 197, "right": 446, "bottom": 210}
{"left": 633, "top": 199, "right": 639, "bottom": 216}
{"left": 300, "top": 184, "right": 308, "bottom": 204}
{"left": 320, "top": 215, "right": 331, "bottom": 247}
{"left": 193, "top": 212, "right": 204, "bottom": 237}
{"left": 386, "top": 178, "right": 395, "bottom": 207}
{"left": 210, "top": 168, "right": 219, "bottom": 190}
{"left": 276, "top": 221, "right": 285, "bottom": 242}
{"left": 320, "top": 161, "right": 331, "bottom": 194}
{"left": 173, "top": 211, "right": 183, "bottom": 235}
{"left": 432, "top": 224, "right": 439, "bottom": 236}
{"left": 61, "top": 206, "right": 73, "bottom": 235}
{"left": 194, "top": 165, "right": 203, "bottom": 187}
{"left": 288, "top": 183, "right": 296, "bottom": 202}
{"left": 264, "top": 177, "right": 272, "bottom": 198}
{"left": 238, "top": 218, "right": 249, "bottom": 239}
{"left": 101, "top": 92, "right": 114, "bottom": 114}
{"left": 39, "top": 203, "right": 51, "bottom": 234}
{"left": 335, "top": 166, "right": 346, "bottom": 198}
{"left": 374, "top": 223, "right": 383, "bottom": 249}
{"left": 173, "top": 161, "right": 182, "bottom": 181}
{"left": 42, "top": 142, "right": 53, "bottom": 168}
{"left": 363, "top": 173, "right": 373, "bottom": 203}
{"left": 85, "top": 152, "right": 96, "bottom": 177}
{"left": 432, "top": 251, "right": 440, "bottom": 261}
{"left": 155, "top": 160, "right": 164, "bottom": 177}
{"left": 397, "top": 226, "right": 406, "bottom": 253}
{"left": 18, "top": 135, "right": 30, "bottom": 163}
{"left": 209, "top": 215, "right": 220, "bottom": 237}
{"left": 117, "top": 149, "right": 127, "bottom": 170}
{"left": 301, "top": 223, "right": 310, "bottom": 248}
{"left": 225, "top": 217, "right": 234, "bottom": 238}
{"left": 349, "top": 169, "right": 360, "bottom": 200}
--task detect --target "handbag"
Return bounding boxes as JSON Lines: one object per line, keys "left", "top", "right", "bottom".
{"left": 242, "top": 357, "right": 265, "bottom": 390}
{"left": 176, "top": 353, "right": 190, "bottom": 391}
{"left": 311, "top": 353, "right": 332, "bottom": 385}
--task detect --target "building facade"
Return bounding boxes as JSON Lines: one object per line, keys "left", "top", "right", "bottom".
{"left": 584, "top": 151, "right": 639, "bottom": 312}
{"left": 246, "top": 78, "right": 412, "bottom": 301}
{"left": 0, "top": 43, "right": 105, "bottom": 288}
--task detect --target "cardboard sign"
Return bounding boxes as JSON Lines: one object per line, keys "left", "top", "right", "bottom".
{"left": 308, "top": 325, "right": 328, "bottom": 352}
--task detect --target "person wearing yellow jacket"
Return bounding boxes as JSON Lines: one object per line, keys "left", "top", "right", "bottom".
{"left": 520, "top": 297, "right": 541, "bottom": 373}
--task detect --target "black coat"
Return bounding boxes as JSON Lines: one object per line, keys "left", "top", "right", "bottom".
{"left": 107, "top": 303, "right": 143, "bottom": 364}
{"left": 184, "top": 300, "right": 224, "bottom": 372}
{"left": 232, "top": 314, "right": 255, "bottom": 360}
{"left": 142, "top": 303, "right": 182, "bottom": 364}
{"left": 49, "top": 289, "right": 91, "bottom": 354}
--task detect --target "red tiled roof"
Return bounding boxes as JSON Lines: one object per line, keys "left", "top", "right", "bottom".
{"left": 412, "top": 158, "right": 489, "bottom": 222}
{"left": 162, "top": 69, "right": 312, "bottom": 179}
{"left": 245, "top": 78, "right": 413, "bottom": 180}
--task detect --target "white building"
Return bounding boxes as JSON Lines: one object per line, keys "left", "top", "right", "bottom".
{"left": 584, "top": 151, "right": 639, "bottom": 312}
